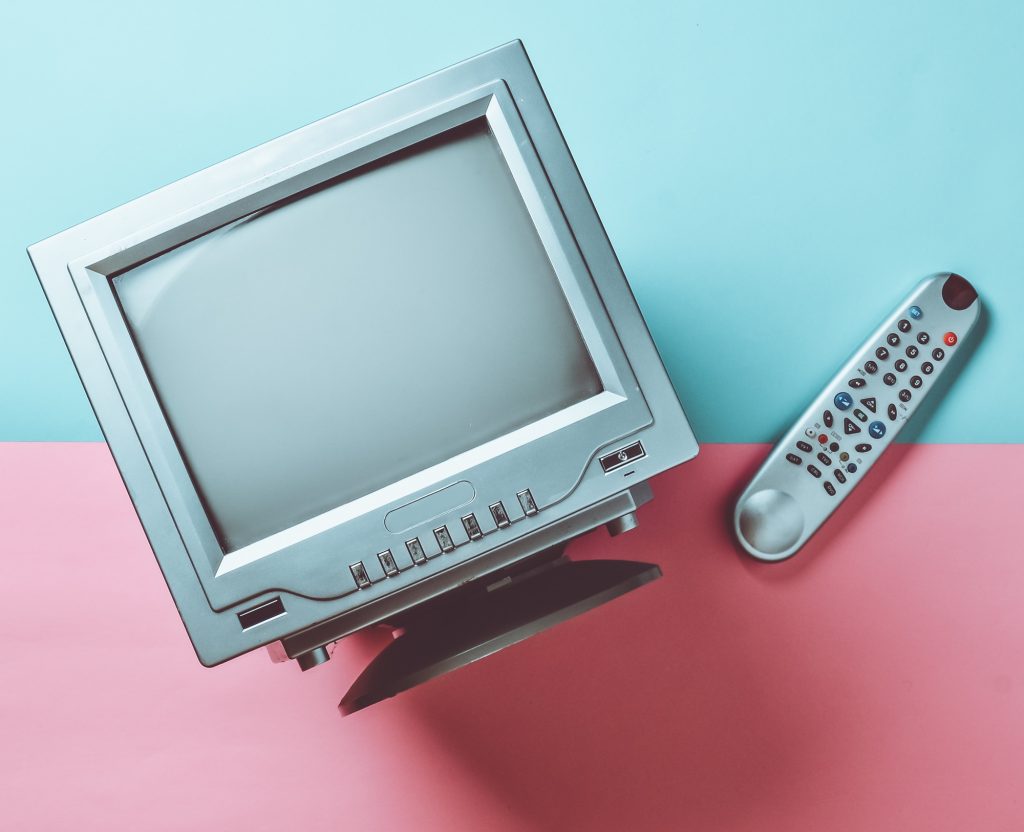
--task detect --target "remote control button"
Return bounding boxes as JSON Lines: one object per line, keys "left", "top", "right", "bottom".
{"left": 888, "top": 403, "right": 898, "bottom": 420}
{"left": 860, "top": 397, "right": 877, "bottom": 413}
{"left": 931, "top": 347, "right": 945, "bottom": 361}
{"left": 887, "top": 333, "right": 901, "bottom": 347}
{"left": 894, "top": 358, "right": 908, "bottom": 372}
{"left": 908, "top": 305, "right": 923, "bottom": 319}
{"left": 843, "top": 417, "right": 861, "bottom": 435}
{"left": 834, "top": 469, "right": 847, "bottom": 484}
{"left": 796, "top": 440, "right": 813, "bottom": 452}
{"left": 847, "top": 463, "right": 858, "bottom": 473}
{"left": 849, "top": 378, "right": 867, "bottom": 389}
{"left": 910, "top": 375, "right": 923, "bottom": 388}
{"left": 899, "top": 389, "right": 912, "bottom": 403}
{"left": 868, "top": 421, "right": 887, "bottom": 439}
{"left": 917, "top": 332, "right": 930, "bottom": 345}
{"left": 834, "top": 392, "right": 853, "bottom": 410}
{"left": 921, "top": 361, "right": 934, "bottom": 375}
{"left": 806, "top": 428, "right": 816, "bottom": 437}
{"left": 824, "top": 481, "right": 836, "bottom": 496}
{"left": 854, "top": 443, "right": 872, "bottom": 453}
{"left": 829, "top": 441, "right": 840, "bottom": 452}
{"left": 853, "top": 408, "right": 868, "bottom": 423}
{"left": 897, "top": 319, "right": 912, "bottom": 332}
{"left": 786, "top": 453, "right": 802, "bottom": 465}
{"left": 883, "top": 373, "right": 897, "bottom": 386}
{"left": 818, "top": 433, "right": 829, "bottom": 445}
{"left": 823, "top": 410, "right": 834, "bottom": 428}
{"left": 876, "top": 347, "right": 890, "bottom": 361}
{"left": 905, "top": 345, "right": 919, "bottom": 358}
{"left": 944, "top": 331, "right": 958, "bottom": 346}
{"left": 817, "top": 452, "right": 832, "bottom": 466}
{"left": 864, "top": 360, "right": 878, "bottom": 374}
{"left": 807, "top": 464, "right": 822, "bottom": 478}
{"left": 839, "top": 451, "right": 850, "bottom": 462}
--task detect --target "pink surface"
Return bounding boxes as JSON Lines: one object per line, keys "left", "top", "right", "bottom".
{"left": 1, "top": 442, "right": 1022, "bottom": 831}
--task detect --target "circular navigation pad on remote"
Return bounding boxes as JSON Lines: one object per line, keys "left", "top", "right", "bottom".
{"left": 737, "top": 489, "right": 804, "bottom": 557}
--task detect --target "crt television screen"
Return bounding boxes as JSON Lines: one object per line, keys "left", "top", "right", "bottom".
{"left": 113, "top": 119, "right": 602, "bottom": 552}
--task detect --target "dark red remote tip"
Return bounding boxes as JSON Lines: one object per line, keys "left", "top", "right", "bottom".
{"left": 941, "top": 273, "right": 977, "bottom": 310}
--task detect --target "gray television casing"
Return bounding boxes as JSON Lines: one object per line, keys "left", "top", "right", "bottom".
{"left": 27, "top": 41, "right": 699, "bottom": 667}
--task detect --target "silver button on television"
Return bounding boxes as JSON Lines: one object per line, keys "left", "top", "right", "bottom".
{"left": 349, "top": 561, "right": 371, "bottom": 589}
{"left": 517, "top": 489, "right": 539, "bottom": 516}
{"left": 405, "top": 538, "right": 427, "bottom": 565}
{"left": 433, "top": 525, "right": 456, "bottom": 553}
{"left": 377, "top": 549, "right": 399, "bottom": 577}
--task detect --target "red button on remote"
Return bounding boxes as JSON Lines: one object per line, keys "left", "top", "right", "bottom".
{"left": 943, "top": 331, "right": 958, "bottom": 347}
{"left": 818, "top": 433, "right": 828, "bottom": 444}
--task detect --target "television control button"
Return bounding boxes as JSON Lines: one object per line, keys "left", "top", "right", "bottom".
{"left": 887, "top": 333, "right": 901, "bottom": 346}
{"left": 517, "top": 489, "right": 539, "bottom": 516}
{"left": 894, "top": 358, "right": 908, "bottom": 372}
{"left": 600, "top": 440, "right": 646, "bottom": 472}
{"left": 834, "top": 469, "right": 847, "bottom": 484}
{"left": 847, "top": 463, "right": 858, "bottom": 474}
{"left": 943, "top": 331, "right": 958, "bottom": 346}
{"left": 910, "top": 375, "right": 923, "bottom": 388}
{"left": 378, "top": 549, "right": 399, "bottom": 577}
{"left": 854, "top": 443, "right": 872, "bottom": 453}
{"left": 834, "top": 392, "right": 854, "bottom": 410}
{"left": 921, "top": 361, "right": 934, "bottom": 375}
{"left": 823, "top": 410, "right": 834, "bottom": 428}
{"left": 796, "top": 440, "right": 813, "bottom": 452}
{"left": 839, "top": 451, "right": 850, "bottom": 462}
{"left": 433, "top": 525, "right": 456, "bottom": 553}
{"left": 888, "top": 403, "right": 898, "bottom": 420}
{"left": 897, "top": 319, "right": 912, "bottom": 332}
{"left": 817, "top": 452, "right": 832, "bottom": 467}
{"left": 860, "top": 397, "right": 876, "bottom": 413}
{"left": 807, "top": 464, "right": 822, "bottom": 478}
{"left": 843, "top": 417, "right": 861, "bottom": 435}
{"left": 829, "top": 441, "right": 840, "bottom": 452}
{"left": 905, "top": 345, "right": 919, "bottom": 358}
{"left": 853, "top": 408, "right": 868, "bottom": 423}
{"left": 786, "top": 453, "right": 802, "bottom": 465}
{"left": 406, "top": 538, "right": 427, "bottom": 565}
{"left": 868, "top": 421, "right": 887, "bottom": 439}
{"left": 818, "top": 433, "right": 829, "bottom": 444}
{"left": 350, "top": 561, "right": 372, "bottom": 589}
{"left": 805, "top": 428, "right": 816, "bottom": 437}
{"left": 864, "top": 360, "right": 878, "bottom": 374}
{"left": 883, "top": 373, "right": 897, "bottom": 386}
{"left": 823, "top": 481, "right": 836, "bottom": 496}
{"left": 875, "top": 347, "right": 890, "bottom": 360}
{"left": 908, "top": 305, "right": 923, "bottom": 319}
{"left": 898, "top": 389, "right": 912, "bottom": 403}
{"left": 461, "top": 513, "right": 483, "bottom": 541}
{"left": 917, "top": 332, "right": 930, "bottom": 344}
{"left": 849, "top": 377, "right": 866, "bottom": 389}
{"left": 489, "top": 501, "right": 511, "bottom": 529}
{"left": 932, "top": 347, "right": 945, "bottom": 361}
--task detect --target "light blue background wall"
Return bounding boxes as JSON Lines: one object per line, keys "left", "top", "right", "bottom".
{"left": 3, "top": 0, "right": 1021, "bottom": 443}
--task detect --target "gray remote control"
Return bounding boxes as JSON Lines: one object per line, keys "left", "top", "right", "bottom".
{"left": 734, "top": 272, "right": 981, "bottom": 561}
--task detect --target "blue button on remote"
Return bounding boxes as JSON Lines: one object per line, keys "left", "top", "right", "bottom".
{"left": 908, "top": 305, "right": 923, "bottom": 319}
{"left": 833, "top": 391, "right": 853, "bottom": 410}
{"left": 868, "top": 421, "right": 886, "bottom": 439}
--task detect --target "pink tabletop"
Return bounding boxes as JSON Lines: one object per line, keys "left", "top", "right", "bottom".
{"left": 1, "top": 442, "right": 1020, "bottom": 831}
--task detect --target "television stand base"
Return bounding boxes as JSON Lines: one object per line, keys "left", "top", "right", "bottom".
{"left": 338, "top": 547, "right": 661, "bottom": 715}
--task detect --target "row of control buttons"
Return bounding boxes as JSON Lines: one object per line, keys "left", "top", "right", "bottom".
{"left": 349, "top": 489, "right": 539, "bottom": 589}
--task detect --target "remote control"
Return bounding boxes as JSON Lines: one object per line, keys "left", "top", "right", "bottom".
{"left": 734, "top": 272, "right": 981, "bottom": 561}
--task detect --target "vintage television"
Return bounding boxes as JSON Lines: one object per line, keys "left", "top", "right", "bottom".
{"left": 28, "top": 41, "right": 699, "bottom": 713}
